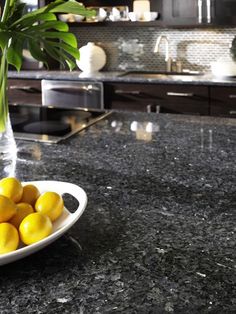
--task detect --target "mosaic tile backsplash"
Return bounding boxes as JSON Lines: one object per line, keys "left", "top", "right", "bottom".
{"left": 71, "top": 26, "right": 236, "bottom": 73}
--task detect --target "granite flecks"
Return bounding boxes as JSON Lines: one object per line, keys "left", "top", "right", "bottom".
{"left": 8, "top": 70, "right": 236, "bottom": 87}
{"left": 0, "top": 112, "right": 235, "bottom": 313}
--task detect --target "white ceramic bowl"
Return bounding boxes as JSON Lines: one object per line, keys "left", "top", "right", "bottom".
{"left": 58, "top": 14, "right": 69, "bottom": 22}
{"left": 143, "top": 11, "right": 158, "bottom": 21}
{"left": 86, "top": 7, "right": 107, "bottom": 22}
{"left": 73, "top": 14, "right": 85, "bottom": 22}
{"left": 128, "top": 12, "right": 142, "bottom": 22}
{"left": 0, "top": 180, "right": 87, "bottom": 266}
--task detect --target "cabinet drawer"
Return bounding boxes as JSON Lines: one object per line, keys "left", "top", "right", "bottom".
{"left": 158, "top": 85, "right": 209, "bottom": 114}
{"left": 210, "top": 86, "right": 236, "bottom": 117}
{"left": 104, "top": 83, "right": 209, "bottom": 115}
{"left": 104, "top": 83, "right": 162, "bottom": 112}
{"left": 8, "top": 79, "right": 42, "bottom": 105}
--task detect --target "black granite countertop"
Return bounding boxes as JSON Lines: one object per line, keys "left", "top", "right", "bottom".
{"left": 0, "top": 112, "right": 235, "bottom": 313}
{"left": 8, "top": 70, "right": 236, "bottom": 87}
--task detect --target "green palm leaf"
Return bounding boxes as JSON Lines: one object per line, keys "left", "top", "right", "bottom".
{"left": 27, "top": 20, "right": 69, "bottom": 32}
{"left": 28, "top": 40, "right": 48, "bottom": 65}
{"left": 0, "top": 31, "right": 10, "bottom": 52}
{"left": 47, "top": 41, "right": 80, "bottom": 60}
{"left": 0, "top": 0, "right": 95, "bottom": 71}
{"left": 35, "top": 32, "right": 77, "bottom": 48}
{"left": 7, "top": 37, "right": 24, "bottom": 71}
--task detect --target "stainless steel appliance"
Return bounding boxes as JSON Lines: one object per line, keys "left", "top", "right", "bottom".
{"left": 9, "top": 104, "right": 111, "bottom": 143}
{"left": 41, "top": 80, "right": 104, "bottom": 110}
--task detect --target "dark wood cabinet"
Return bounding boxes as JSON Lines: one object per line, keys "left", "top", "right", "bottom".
{"left": 210, "top": 86, "right": 236, "bottom": 117}
{"left": 212, "top": 0, "right": 236, "bottom": 26}
{"left": 7, "top": 78, "right": 236, "bottom": 118}
{"left": 163, "top": 0, "right": 200, "bottom": 26}
{"left": 8, "top": 79, "right": 42, "bottom": 106}
{"left": 163, "top": 0, "right": 236, "bottom": 26}
{"left": 104, "top": 83, "right": 209, "bottom": 115}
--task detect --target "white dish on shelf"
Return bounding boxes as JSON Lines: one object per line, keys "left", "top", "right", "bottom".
{"left": 86, "top": 7, "right": 107, "bottom": 22}
{"left": 128, "top": 11, "right": 158, "bottom": 22}
{"left": 143, "top": 11, "right": 158, "bottom": 21}
{"left": 128, "top": 11, "right": 143, "bottom": 21}
{"left": 58, "top": 14, "right": 69, "bottom": 22}
{"left": 0, "top": 180, "right": 87, "bottom": 266}
{"left": 73, "top": 14, "right": 85, "bottom": 22}
{"left": 58, "top": 14, "right": 84, "bottom": 22}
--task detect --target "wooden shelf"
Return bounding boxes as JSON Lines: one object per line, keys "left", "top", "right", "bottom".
{"left": 66, "top": 20, "right": 234, "bottom": 28}
{"left": 68, "top": 20, "right": 163, "bottom": 27}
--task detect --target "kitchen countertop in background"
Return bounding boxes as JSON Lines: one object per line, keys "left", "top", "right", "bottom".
{"left": 8, "top": 70, "right": 236, "bottom": 87}
{"left": 0, "top": 112, "right": 235, "bottom": 313}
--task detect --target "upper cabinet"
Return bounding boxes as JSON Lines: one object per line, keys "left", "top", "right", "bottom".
{"left": 44, "top": 0, "right": 236, "bottom": 27}
{"left": 163, "top": 0, "right": 236, "bottom": 26}
{"left": 163, "top": 0, "right": 200, "bottom": 25}
{"left": 212, "top": 0, "right": 236, "bottom": 25}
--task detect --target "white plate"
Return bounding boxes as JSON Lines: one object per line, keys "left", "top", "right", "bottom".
{"left": 0, "top": 180, "right": 87, "bottom": 266}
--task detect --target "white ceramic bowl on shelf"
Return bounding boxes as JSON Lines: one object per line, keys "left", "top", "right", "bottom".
{"left": 73, "top": 14, "right": 85, "bottom": 22}
{"left": 143, "top": 11, "right": 158, "bottom": 21}
{"left": 58, "top": 14, "right": 69, "bottom": 22}
{"left": 86, "top": 7, "right": 107, "bottom": 22}
{"left": 128, "top": 12, "right": 142, "bottom": 22}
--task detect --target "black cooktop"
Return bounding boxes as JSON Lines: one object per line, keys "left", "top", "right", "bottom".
{"left": 9, "top": 104, "right": 111, "bottom": 143}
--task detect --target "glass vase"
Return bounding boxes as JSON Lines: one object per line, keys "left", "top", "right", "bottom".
{"left": 0, "top": 50, "right": 17, "bottom": 177}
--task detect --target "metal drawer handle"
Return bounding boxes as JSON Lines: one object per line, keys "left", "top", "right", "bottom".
{"left": 45, "top": 86, "right": 100, "bottom": 92}
{"left": 198, "top": 0, "right": 203, "bottom": 23}
{"left": 229, "top": 94, "right": 236, "bottom": 99}
{"left": 115, "top": 90, "right": 141, "bottom": 95}
{"left": 206, "top": 0, "right": 212, "bottom": 23}
{"left": 167, "top": 92, "right": 194, "bottom": 97}
{"left": 9, "top": 86, "right": 40, "bottom": 93}
{"left": 229, "top": 111, "right": 236, "bottom": 115}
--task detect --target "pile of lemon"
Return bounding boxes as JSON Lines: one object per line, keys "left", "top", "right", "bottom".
{"left": 0, "top": 177, "right": 64, "bottom": 255}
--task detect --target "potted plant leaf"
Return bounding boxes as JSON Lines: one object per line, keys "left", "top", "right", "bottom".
{"left": 0, "top": 0, "right": 94, "bottom": 164}
{"left": 230, "top": 36, "right": 236, "bottom": 62}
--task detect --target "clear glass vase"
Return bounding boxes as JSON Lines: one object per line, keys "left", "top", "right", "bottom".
{"left": 0, "top": 50, "right": 17, "bottom": 177}
{"left": 0, "top": 114, "right": 17, "bottom": 177}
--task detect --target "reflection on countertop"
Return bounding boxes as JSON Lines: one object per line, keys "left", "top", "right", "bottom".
{"left": 8, "top": 70, "right": 236, "bottom": 87}
{"left": 0, "top": 111, "right": 235, "bottom": 313}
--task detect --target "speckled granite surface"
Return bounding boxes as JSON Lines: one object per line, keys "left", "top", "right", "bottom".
{"left": 0, "top": 112, "right": 235, "bottom": 313}
{"left": 8, "top": 70, "right": 236, "bottom": 87}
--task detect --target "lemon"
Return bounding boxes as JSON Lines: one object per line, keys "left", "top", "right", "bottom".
{"left": 19, "top": 212, "right": 52, "bottom": 245}
{"left": 35, "top": 191, "right": 64, "bottom": 222}
{"left": 20, "top": 184, "right": 40, "bottom": 206}
{"left": 9, "top": 202, "right": 34, "bottom": 229}
{"left": 0, "top": 223, "right": 19, "bottom": 254}
{"left": 0, "top": 195, "right": 17, "bottom": 223}
{"left": 0, "top": 177, "right": 23, "bottom": 203}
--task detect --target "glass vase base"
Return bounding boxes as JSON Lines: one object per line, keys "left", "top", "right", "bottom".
{"left": 0, "top": 116, "right": 17, "bottom": 177}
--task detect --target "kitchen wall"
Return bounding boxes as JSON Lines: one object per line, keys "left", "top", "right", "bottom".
{"left": 72, "top": 26, "right": 236, "bottom": 72}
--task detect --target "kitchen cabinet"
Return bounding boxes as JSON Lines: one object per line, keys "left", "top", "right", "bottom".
{"left": 210, "top": 86, "right": 236, "bottom": 117}
{"left": 104, "top": 83, "right": 209, "bottom": 115}
{"left": 8, "top": 79, "right": 42, "bottom": 106}
{"left": 212, "top": 0, "right": 236, "bottom": 25}
{"left": 163, "top": 0, "right": 236, "bottom": 26}
{"left": 163, "top": 0, "right": 200, "bottom": 26}
{"left": 7, "top": 78, "right": 236, "bottom": 118}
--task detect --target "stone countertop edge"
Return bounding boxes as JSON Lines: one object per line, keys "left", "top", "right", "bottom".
{"left": 0, "top": 111, "right": 235, "bottom": 313}
{"left": 8, "top": 70, "right": 236, "bottom": 87}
